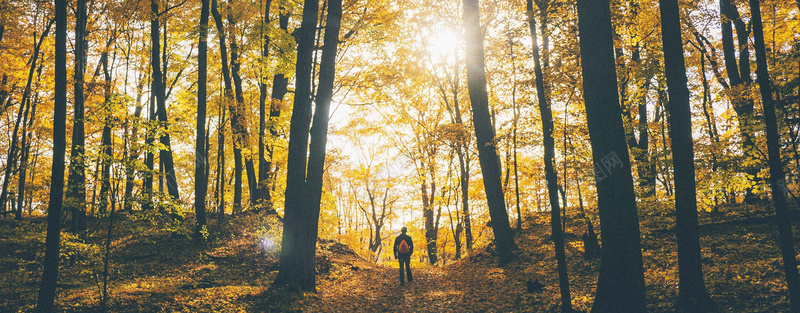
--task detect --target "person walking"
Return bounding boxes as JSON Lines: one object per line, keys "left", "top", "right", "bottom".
{"left": 394, "top": 226, "right": 414, "bottom": 285}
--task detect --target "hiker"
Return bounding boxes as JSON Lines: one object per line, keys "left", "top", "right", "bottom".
{"left": 393, "top": 226, "right": 414, "bottom": 285}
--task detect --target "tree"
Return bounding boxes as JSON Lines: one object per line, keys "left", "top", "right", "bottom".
{"left": 195, "top": 0, "right": 211, "bottom": 238}
{"left": 719, "top": 0, "right": 760, "bottom": 203}
{"left": 36, "top": 0, "right": 67, "bottom": 309}
{"left": 527, "top": 0, "right": 572, "bottom": 310}
{"left": 274, "top": 0, "right": 342, "bottom": 292}
{"left": 462, "top": 0, "right": 517, "bottom": 265}
{"left": 612, "top": 1, "right": 657, "bottom": 198}
{"left": 150, "top": 0, "right": 180, "bottom": 203}
{"left": 347, "top": 156, "right": 397, "bottom": 260}
{"left": 658, "top": 0, "right": 715, "bottom": 310}
{"left": 97, "top": 38, "right": 116, "bottom": 215}
{"left": 227, "top": 3, "right": 258, "bottom": 210}
{"left": 263, "top": 5, "right": 291, "bottom": 211}
{"left": 576, "top": 0, "right": 646, "bottom": 311}
{"left": 750, "top": 0, "right": 800, "bottom": 310}
{"left": 210, "top": 0, "right": 256, "bottom": 214}
{"left": 255, "top": 0, "right": 273, "bottom": 207}
{"left": 0, "top": 13, "right": 52, "bottom": 218}
{"left": 66, "top": 0, "right": 88, "bottom": 233}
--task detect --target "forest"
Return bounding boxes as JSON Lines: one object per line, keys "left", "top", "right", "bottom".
{"left": 0, "top": 0, "right": 799, "bottom": 311}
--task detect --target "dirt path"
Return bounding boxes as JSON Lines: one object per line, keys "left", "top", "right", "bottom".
{"left": 304, "top": 263, "right": 465, "bottom": 312}
{"left": 294, "top": 248, "right": 550, "bottom": 313}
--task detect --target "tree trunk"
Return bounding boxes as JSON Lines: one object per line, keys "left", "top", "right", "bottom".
{"left": 422, "top": 177, "right": 439, "bottom": 264}
{"left": 695, "top": 44, "right": 721, "bottom": 173}
{"left": 624, "top": 46, "right": 656, "bottom": 198}
{"left": 216, "top": 97, "right": 227, "bottom": 225}
{"left": 576, "top": 177, "right": 599, "bottom": 259}
{"left": 123, "top": 100, "right": 143, "bottom": 212}
{"left": 195, "top": 0, "right": 210, "bottom": 238}
{"left": 66, "top": 0, "right": 87, "bottom": 232}
{"left": 97, "top": 50, "right": 114, "bottom": 215}
{"left": 273, "top": 0, "right": 322, "bottom": 292}
{"left": 227, "top": 8, "right": 258, "bottom": 209}
{"left": 462, "top": 0, "right": 517, "bottom": 264}
{"left": 576, "top": 0, "right": 646, "bottom": 311}
{"left": 263, "top": 5, "right": 291, "bottom": 211}
{"left": 720, "top": 0, "right": 760, "bottom": 203}
{"left": 656, "top": 90, "right": 674, "bottom": 197}
{"left": 509, "top": 32, "right": 522, "bottom": 230}
{"left": 36, "top": 0, "right": 67, "bottom": 308}
{"left": 17, "top": 93, "right": 40, "bottom": 220}
{"left": 527, "top": 1, "right": 573, "bottom": 310}
{"left": 211, "top": 0, "right": 243, "bottom": 213}
{"left": 750, "top": 0, "right": 800, "bottom": 310}
{"left": 659, "top": 0, "right": 716, "bottom": 310}
{"left": 151, "top": 0, "right": 180, "bottom": 203}
{"left": 0, "top": 87, "right": 26, "bottom": 216}
{"left": 142, "top": 82, "right": 156, "bottom": 212}
{"left": 255, "top": 0, "right": 274, "bottom": 207}
{"left": 443, "top": 68, "right": 472, "bottom": 251}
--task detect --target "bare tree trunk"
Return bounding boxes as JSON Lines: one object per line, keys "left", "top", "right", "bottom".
{"left": 151, "top": 0, "right": 180, "bottom": 203}
{"left": 462, "top": 0, "right": 517, "bottom": 264}
{"left": 659, "top": 0, "right": 716, "bottom": 310}
{"left": 508, "top": 34, "right": 522, "bottom": 230}
{"left": 255, "top": 0, "right": 274, "bottom": 207}
{"left": 750, "top": 0, "right": 800, "bottom": 310}
{"left": 227, "top": 8, "right": 258, "bottom": 209}
{"left": 216, "top": 97, "right": 227, "bottom": 226}
{"left": 576, "top": 176, "right": 599, "bottom": 259}
{"left": 527, "top": 1, "right": 572, "bottom": 310}
{"left": 211, "top": 0, "right": 243, "bottom": 213}
{"left": 274, "top": 0, "right": 342, "bottom": 291}
{"left": 263, "top": 6, "right": 291, "bottom": 212}
{"left": 273, "top": 0, "right": 322, "bottom": 292}
{"left": 98, "top": 48, "right": 114, "bottom": 214}
{"left": 576, "top": 0, "right": 646, "bottom": 311}
{"left": 195, "top": 0, "right": 210, "bottom": 238}
{"left": 36, "top": 0, "right": 67, "bottom": 308}
{"left": 17, "top": 87, "right": 40, "bottom": 219}
{"left": 66, "top": 0, "right": 87, "bottom": 232}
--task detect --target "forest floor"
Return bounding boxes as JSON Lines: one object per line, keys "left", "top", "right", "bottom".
{"left": 0, "top": 203, "right": 797, "bottom": 312}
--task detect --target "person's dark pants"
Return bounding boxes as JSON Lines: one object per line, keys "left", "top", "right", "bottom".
{"left": 398, "top": 254, "right": 412, "bottom": 284}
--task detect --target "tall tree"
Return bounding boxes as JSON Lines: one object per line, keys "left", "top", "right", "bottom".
{"left": 255, "top": 0, "right": 273, "bottom": 207}
{"left": 263, "top": 5, "right": 291, "bottom": 210}
{"left": 526, "top": 0, "right": 572, "bottom": 310}
{"left": 750, "top": 0, "right": 800, "bottom": 310}
{"left": 435, "top": 44, "right": 473, "bottom": 252}
{"left": 576, "top": 0, "right": 646, "bottom": 311}
{"left": 195, "top": 0, "right": 210, "bottom": 238}
{"left": 210, "top": 0, "right": 254, "bottom": 213}
{"left": 150, "top": 0, "right": 180, "bottom": 202}
{"left": 66, "top": 0, "right": 88, "bottom": 233}
{"left": 97, "top": 40, "right": 115, "bottom": 214}
{"left": 462, "top": 0, "right": 517, "bottom": 264}
{"left": 274, "top": 0, "right": 342, "bottom": 292}
{"left": 658, "top": 0, "right": 716, "bottom": 310}
{"left": 227, "top": 4, "right": 258, "bottom": 210}
{"left": 262, "top": 6, "right": 291, "bottom": 211}
{"left": 719, "top": 0, "right": 759, "bottom": 203}
{"left": 614, "top": 2, "right": 656, "bottom": 198}
{"left": 36, "top": 0, "right": 67, "bottom": 309}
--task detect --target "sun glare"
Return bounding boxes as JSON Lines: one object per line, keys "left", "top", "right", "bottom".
{"left": 426, "top": 26, "right": 460, "bottom": 60}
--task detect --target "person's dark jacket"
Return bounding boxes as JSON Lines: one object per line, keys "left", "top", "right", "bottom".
{"left": 393, "top": 233, "right": 414, "bottom": 258}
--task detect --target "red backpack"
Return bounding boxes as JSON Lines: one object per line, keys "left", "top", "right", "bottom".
{"left": 398, "top": 239, "right": 410, "bottom": 254}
